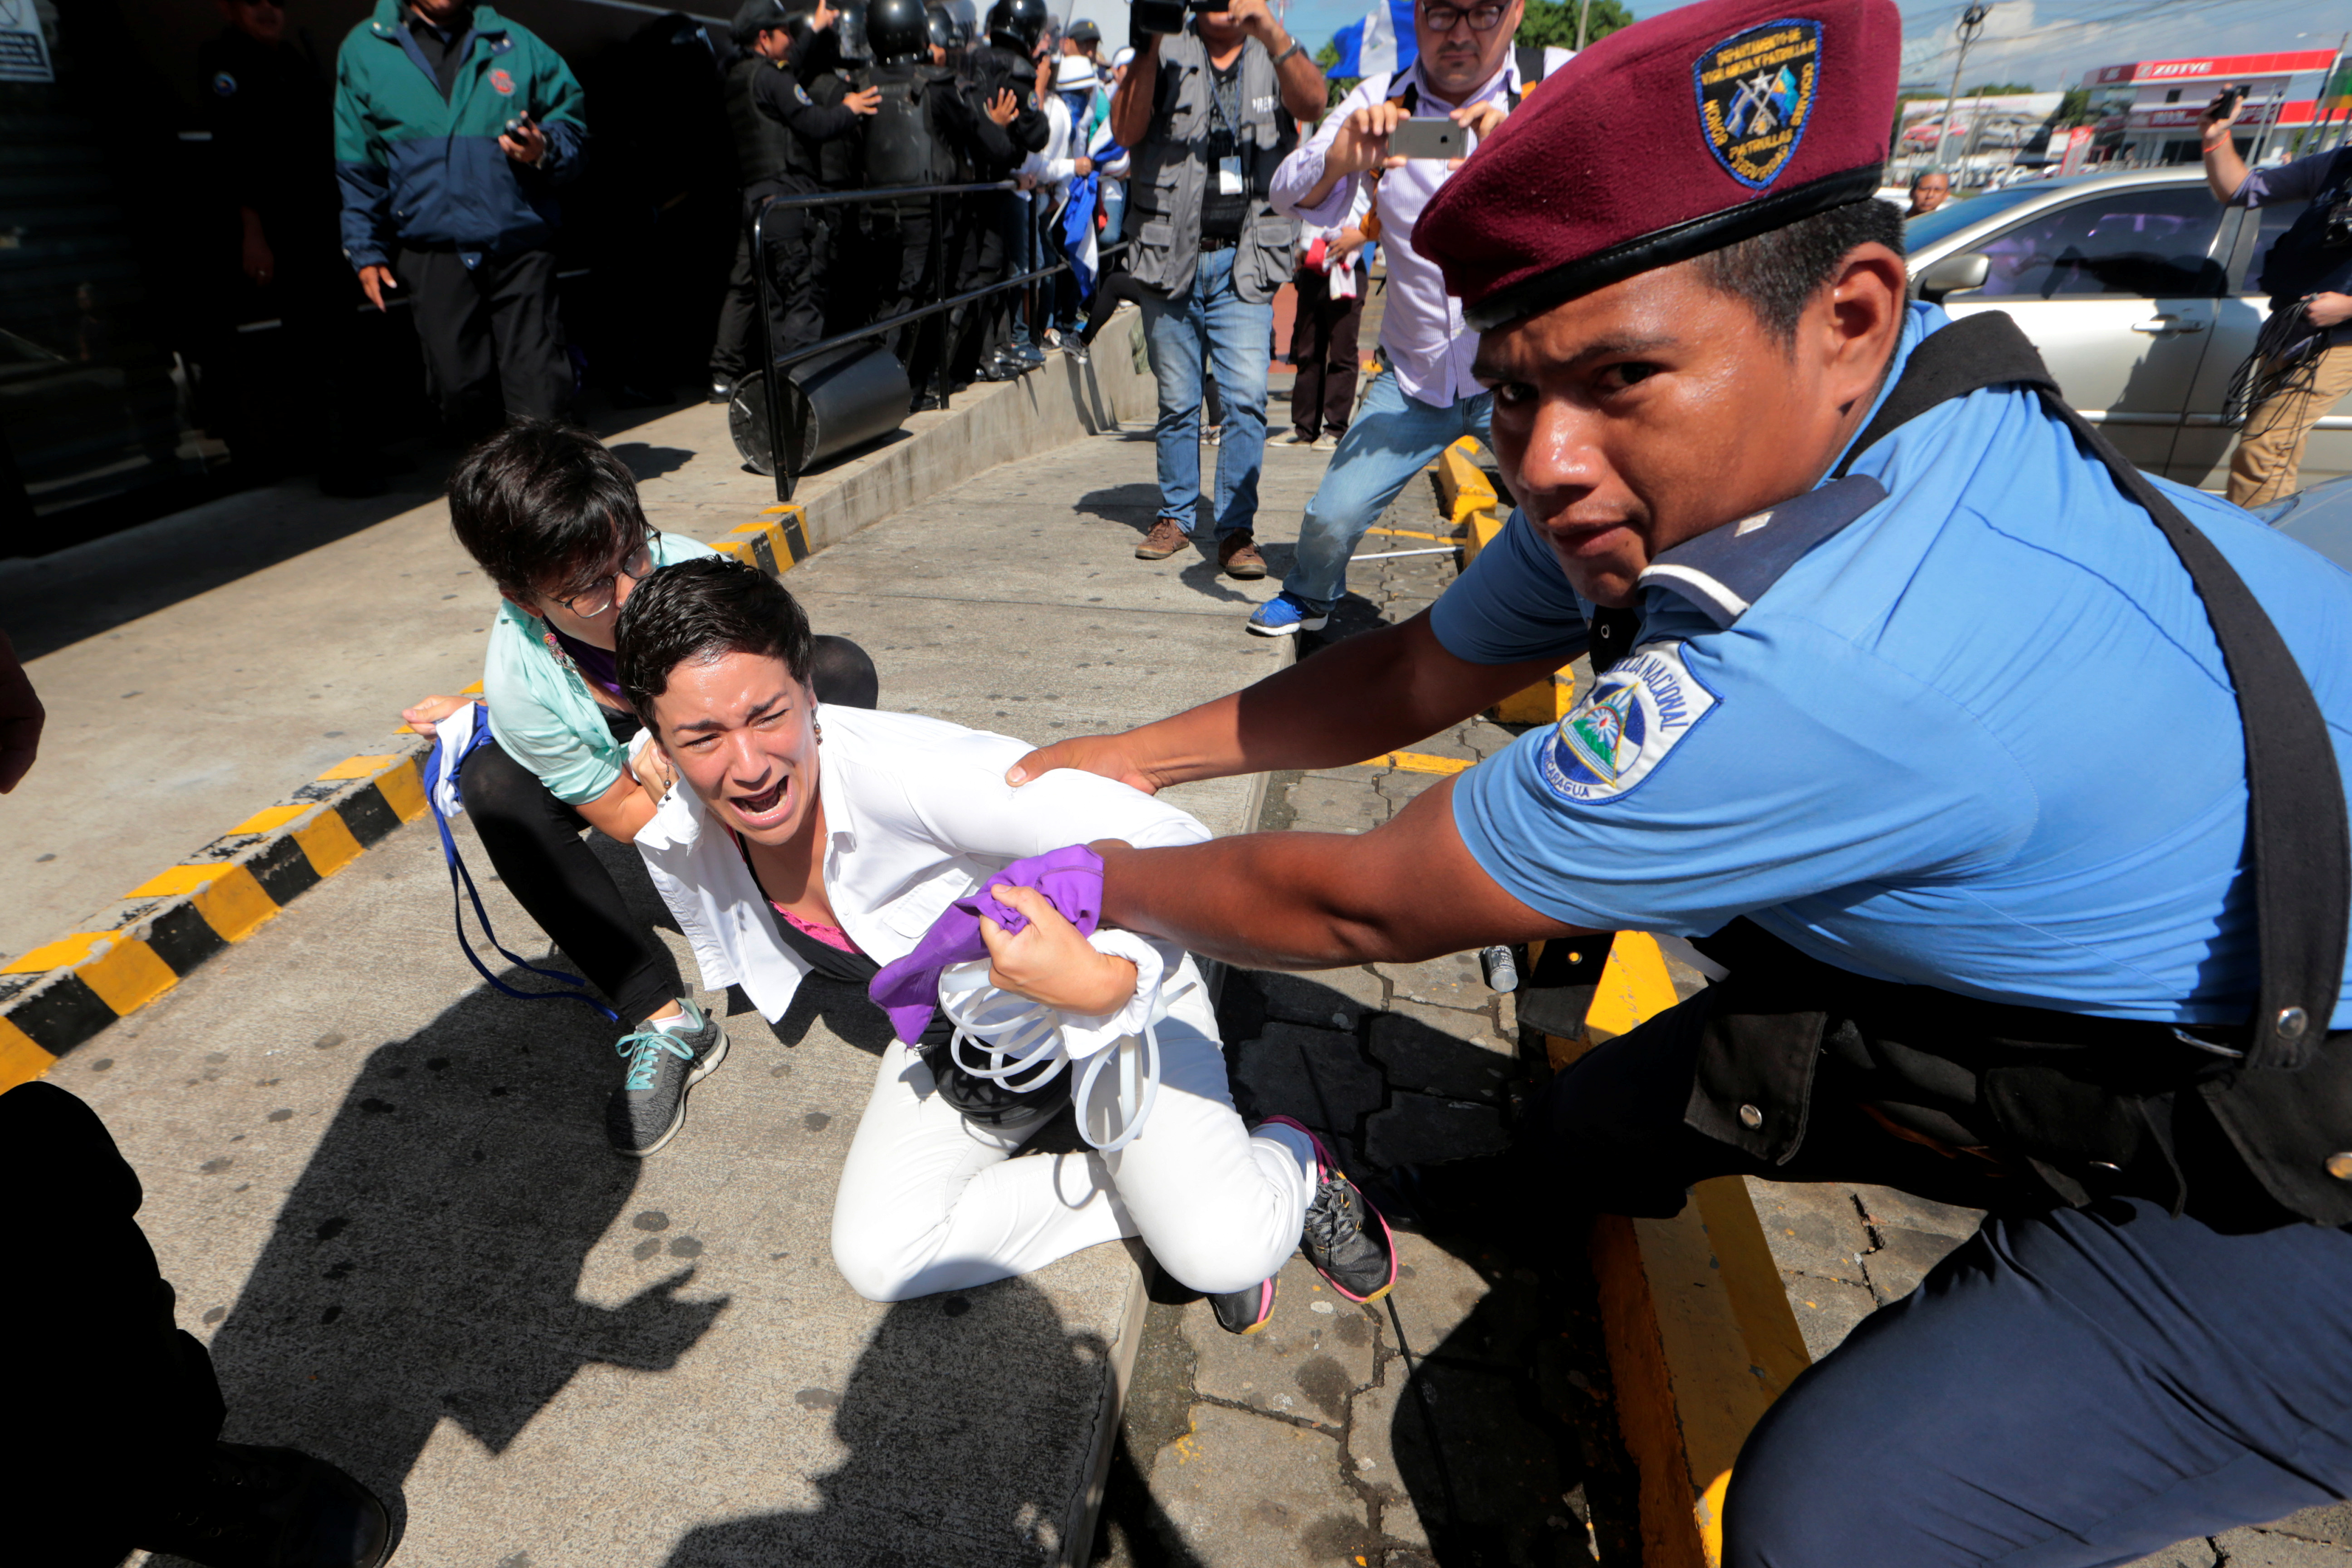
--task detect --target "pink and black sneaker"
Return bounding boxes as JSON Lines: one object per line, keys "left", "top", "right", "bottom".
{"left": 1262, "top": 1115, "right": 1398, "bottom": 1304}
{"left": 1209, "top": 1276, "right": 1278, "bottom": 1336}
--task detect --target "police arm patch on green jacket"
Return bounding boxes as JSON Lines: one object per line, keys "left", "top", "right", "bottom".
{"left": 1539, "top": 640, "right": 1719, "bottom": 804}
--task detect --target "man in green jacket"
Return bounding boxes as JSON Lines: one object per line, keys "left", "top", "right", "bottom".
{"left": 334, "top": 0, "right": 587, "bottom": 434}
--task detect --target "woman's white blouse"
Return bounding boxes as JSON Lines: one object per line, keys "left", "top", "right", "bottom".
{"left": 631, "top": 705, "right": 1212, "bottom": 1027}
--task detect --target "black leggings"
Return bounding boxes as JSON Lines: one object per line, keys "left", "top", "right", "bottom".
{"left": 456, "top": 636, "right": 880, "bottom": 1027}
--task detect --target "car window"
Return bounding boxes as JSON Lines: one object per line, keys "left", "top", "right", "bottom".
{"left": 1971, "top": 186, "right": 2226, "bottom": 300}
{"left": 2238, "top": 198, "right": 2310, "bottom": 295}
{"left": 1901, "top": 185, "right": 2053, "bottom": 250}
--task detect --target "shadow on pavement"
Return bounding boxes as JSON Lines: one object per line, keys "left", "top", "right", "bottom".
{"left": 1077, "top": 482, "right": 1166, "bottom": 535}
{"left": 661, "top": 1277, "right": 1112, "bottom": 1568}
{"left": 189, "top": 974, "right": 727, "bottom": 1545}
{"left": 609, "top": 442, "right": 698, "bottom": 483}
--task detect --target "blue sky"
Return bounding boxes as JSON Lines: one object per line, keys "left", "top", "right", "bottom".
{"left": 1230, "top": 0, "right": 2343, "bottom": 92}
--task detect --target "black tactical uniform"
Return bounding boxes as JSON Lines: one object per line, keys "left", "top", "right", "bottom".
{"left": 757, "top": 23, "right": 869, "bottom": 371}
{"left": 949, "top": 0, "right": 1049, "bottom": 382}
{"left": 863, "top": 0, "right": 1015, "bottom": 402}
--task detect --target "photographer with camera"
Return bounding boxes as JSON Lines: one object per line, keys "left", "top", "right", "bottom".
{"left": 1249, "top": 0, "right": 1524, "bottom": 634}
{"left": 1111, "top": 0, "right": 1324, "bottom": 577}
{"left": 2205, "top": 88, "right": 2352, "bottom": 507}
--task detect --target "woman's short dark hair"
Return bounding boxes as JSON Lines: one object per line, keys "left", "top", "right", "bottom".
{"left": 447, "top": 421, "right": 650, "bottom": 603}
{"left": 615, "top": 556, "right": 816, "bottom": 731}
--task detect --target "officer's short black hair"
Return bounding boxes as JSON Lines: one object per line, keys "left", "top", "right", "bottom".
{"left": 448, "top": 421, "right": 651, "bottom": 606}
{"left": 616, "top": 556, "right": 817, "bottom": 735}
{"left": 1692, "top": 199, "right": 1908, "bottom": 350}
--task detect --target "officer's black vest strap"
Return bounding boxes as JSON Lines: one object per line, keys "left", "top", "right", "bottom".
{"left": 1833, "top": 310, "right": 2350, "bottom": 1074}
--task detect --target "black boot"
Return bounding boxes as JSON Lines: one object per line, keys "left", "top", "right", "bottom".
{"left": 138, "top": 1442, "right": 394, "bottom": 1568}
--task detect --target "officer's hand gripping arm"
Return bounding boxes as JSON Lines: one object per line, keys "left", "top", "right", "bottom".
{"left": 1094, "top": 777, "right": 1591, "bottom": 970}
{"left": 1006, "top": 612, "right": 1566, "bottom": 791}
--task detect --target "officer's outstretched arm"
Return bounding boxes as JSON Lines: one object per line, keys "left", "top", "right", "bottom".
{"left": 1093, "top": 775, "right": 1588, "bottom": 969}
{"left": 1007, "top": 610, "right": 1564, "bottom": 793}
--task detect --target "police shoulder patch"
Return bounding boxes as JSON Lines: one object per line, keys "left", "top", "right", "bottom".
{"left": 1693, "top": 19, "right": 1820, "bottom": 190}
{"left": 795, "top": 82, "right": 814, "bottom": 104}
{"left": 1539, "top": 640, "right": 1719, "bottom": 804}
{"left": 212, "top": 71, "right": 237, "bottom": 97}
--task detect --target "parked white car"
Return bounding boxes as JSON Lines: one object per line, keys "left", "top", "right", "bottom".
{"left": 1904, "top": 168, "right": 2348, "bottom": 491}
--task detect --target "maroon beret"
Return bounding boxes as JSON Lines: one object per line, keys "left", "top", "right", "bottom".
{"left": 1421, "top": 0, "right": 1900, "bottom": 331}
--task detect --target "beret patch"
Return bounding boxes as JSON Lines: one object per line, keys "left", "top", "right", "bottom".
{"left": 1694, "top": 19, "right": 1820, "bottom": 191}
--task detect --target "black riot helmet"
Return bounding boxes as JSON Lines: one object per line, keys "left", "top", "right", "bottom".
{"left": 868, "top": 0, "right": 929, "bottom": 64}
{"left": 923, "top": 4, "right": 957, "bottom": 53}
{"left": 984, "top": 0, "right": 1047, "bottom": 53}
{"left": 833, "top": 0, "right": 873, "bottom": 62}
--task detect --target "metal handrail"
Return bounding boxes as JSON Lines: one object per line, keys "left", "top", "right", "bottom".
{"left": 748, "top": 179, "right": 1128, "bottom": 500}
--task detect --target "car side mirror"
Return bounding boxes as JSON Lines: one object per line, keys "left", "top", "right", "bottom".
{"left": 1916, "top": 251, "right": 1991, "bottom": 302}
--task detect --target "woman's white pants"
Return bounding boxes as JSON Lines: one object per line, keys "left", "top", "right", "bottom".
{"left": 828, "top": 958, "right": 1317, "bottom": 1302}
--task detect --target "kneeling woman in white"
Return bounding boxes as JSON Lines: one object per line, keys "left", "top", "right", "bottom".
{"left": 616, "top": 558, "right": 1395, "bottom": 1329}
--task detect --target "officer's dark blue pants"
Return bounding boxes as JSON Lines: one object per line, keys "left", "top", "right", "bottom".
{"left": 1530, "top": 1004, "right": 2352, "bottom": 1564}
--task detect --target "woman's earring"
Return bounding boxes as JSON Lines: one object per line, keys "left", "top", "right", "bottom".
{"left": 814, "top": 721, "right": 823, "bottom": 743}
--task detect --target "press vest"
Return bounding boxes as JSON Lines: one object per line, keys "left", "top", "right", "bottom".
{"left": 1125, "top": 30, "right": 1298, "bottom": 303}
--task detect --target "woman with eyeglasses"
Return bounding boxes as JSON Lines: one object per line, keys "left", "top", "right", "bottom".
{"left": 400, "top": 421, "right": 877, "bottom": 1160}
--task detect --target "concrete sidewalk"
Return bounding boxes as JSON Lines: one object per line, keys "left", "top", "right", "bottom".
{"left": 41, "top": 416, "right": 1340, "bottom": 1567}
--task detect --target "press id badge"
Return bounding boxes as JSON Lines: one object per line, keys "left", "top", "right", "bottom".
{"left": 1217, "top": 156, "right": 1243, "bottom": 196}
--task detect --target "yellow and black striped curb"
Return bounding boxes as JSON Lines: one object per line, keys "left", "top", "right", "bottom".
{"left": 0, "top": 498, "right": 819, "bottom": 1093}
{"left": 1436, "top": 439, "right": 1579, "bottom": 726}
{"left": 0, "top": 740, "right": 436, "bottom": 1090}
{"left": 711, "top": 503, "right": 812, "bottom": 576}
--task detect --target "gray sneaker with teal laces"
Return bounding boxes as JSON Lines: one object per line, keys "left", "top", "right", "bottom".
{"left": 606, "top": 998, "right": 729, "bottom": 1158}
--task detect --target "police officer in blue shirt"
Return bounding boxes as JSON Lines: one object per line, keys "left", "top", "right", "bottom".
{"left": 1004, "top": 0, "right": 2352, "bottom": 1557}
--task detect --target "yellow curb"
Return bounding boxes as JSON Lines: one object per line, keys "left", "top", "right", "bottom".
{"left": 1355, "top": 749, "right": 1474, "bottom": 776}
{"left": 375, "top": 758, "right": 429, "bottom": 823}
{"left": 5, "top": 932, "right": 109, "bottom": 975}
{"left": 293, "top": 812, "right": 366, "bottom": 879}
{"left": 1493, "top": 662, "right": 1578, "bottom": 727}
{"left": 1576, "top": 932, "right": 1809, "bottom": 1568}
{"left": 128, "top": 865, "right": 282, "bottom": 945}
{"left": 1585, "top": 932, "right": 1679, "bottom": 1042}
{"left": 461, "top": 680, "right": 484, "bottom": 694}
{"left": 232, "top": 804, "right": 310, "bottom": 835}
{"left": 1365, "top": 526, "right": 1455, "bottom": 542}
{"left": 75, "top": 937, "right": 179, "bottom": 1015}
{"left": 315, "top": 754, "right": 397, "bottom": 782}
{"left": 0, "top": 1016, "right": 57, "bottom": 1092}
{"left": 1460, "top": 507, "right": 1508, "bottom": 566}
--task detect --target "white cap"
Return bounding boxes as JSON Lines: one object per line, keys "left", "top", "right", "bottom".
{"left": 1110, "top": 44, "right": 1134, "bottom": 68}
{"left": 1054, "top": 54, "right": 1101, "bottom": 91}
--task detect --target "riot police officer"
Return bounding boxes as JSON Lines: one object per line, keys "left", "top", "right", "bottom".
{"left": 950, "top": 0, "right": 1049, "bottom": 383}
{"left": 1009, "top": 0, "right": 2352, "bottom": 1558}
{"left": 864, "top": 0, "right": 1019, "bottom": 405}
{"left": 707, "top": 0, "right": 877, "bottom": 397}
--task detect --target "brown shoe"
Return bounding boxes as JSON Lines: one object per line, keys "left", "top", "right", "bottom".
{"left": 1219, "top": 532, "right": 1268, "bottom": 580}
{"left": 1136, "top": 516, "right": 1191, "bottom": 560}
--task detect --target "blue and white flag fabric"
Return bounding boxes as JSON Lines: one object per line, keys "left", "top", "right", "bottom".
{"left": 1061, "top": 172, "right": 1100, "bottom": 299}
{"left": 1326, "top": 0, "right": 1416, "bottom": 80}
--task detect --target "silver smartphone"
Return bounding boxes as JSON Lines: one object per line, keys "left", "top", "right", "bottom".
{"left": 1387, "top": 118, "right": 1467, "bottom": 161}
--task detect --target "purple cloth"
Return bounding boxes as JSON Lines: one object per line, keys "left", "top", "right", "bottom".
{"left": 868, "top": 845, "right": 1105, "bottom": 1044}
{"left": 551, "top": 626, "right": 624, "bottom": 698}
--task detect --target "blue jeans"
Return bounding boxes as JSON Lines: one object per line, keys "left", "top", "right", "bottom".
{"left": 1100, "top": 180, "right": 1127, "bottom": 246}
{"left": 1137, "top": 246, "right": 1272, "bottom": 539}
{"left": 1284, "top": 370, "right": 1492, "bottom": 611}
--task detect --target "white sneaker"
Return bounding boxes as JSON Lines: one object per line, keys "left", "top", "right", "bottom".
{"left": 1313, "top": 433, "right": 1340, "bottom": 452}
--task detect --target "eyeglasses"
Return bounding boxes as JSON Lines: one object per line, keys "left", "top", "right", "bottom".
{"left": 1422, "top": 3, "right": 1508, "bottom": 32}
{"left": 553, "top": 532, "right": 657, "bottom": 618}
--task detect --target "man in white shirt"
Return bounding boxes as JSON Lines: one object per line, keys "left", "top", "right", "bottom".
{"left": 1250, "top": 0, "right": 1524, "bottom": 636}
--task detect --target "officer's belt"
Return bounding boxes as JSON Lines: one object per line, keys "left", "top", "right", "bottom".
{"left": 1617, "top": 312, "right": 2352, "bottom": 1227}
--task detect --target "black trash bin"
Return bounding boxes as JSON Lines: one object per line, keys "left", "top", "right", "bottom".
{"left": 729, "top": 341, "right": 910, "bottom": 479}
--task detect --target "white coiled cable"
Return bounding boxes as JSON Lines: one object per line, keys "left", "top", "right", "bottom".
{"left": 936, "top": 935, "right": 1182, "bottom": 1153}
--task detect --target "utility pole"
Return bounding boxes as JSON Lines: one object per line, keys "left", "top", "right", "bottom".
{"left": 1577, "top": 0, "right": 1592, "bottom": 51}
{"left": 1937, "top": 3, "right": 1991, "bottom": 175}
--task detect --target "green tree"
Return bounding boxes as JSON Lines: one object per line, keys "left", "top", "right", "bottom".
{"left": 1965, "top": 82, "right": 2038, "bottom": 95}
{"left": 1515, "top": 0, "right": 1634, "bottom": 52}
{"left": 1315, "top": 39, "right": 1357, "bottom": 110}
{"left": 2054, "top": 86, "right": 2092, "bottom": 127}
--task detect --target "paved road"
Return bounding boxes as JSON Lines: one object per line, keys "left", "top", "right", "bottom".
{"left": 24, "top": 413, "right": 1355, "bottom": 1566}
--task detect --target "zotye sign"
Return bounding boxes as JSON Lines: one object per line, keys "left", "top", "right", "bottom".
{"left": 2088, "top": 50, "right": 2334, "bottom": 86}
